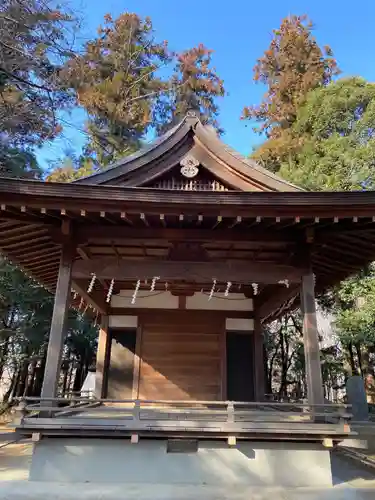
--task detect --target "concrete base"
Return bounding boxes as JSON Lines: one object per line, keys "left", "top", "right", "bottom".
{"left": 29, "top": 438, "right": 332, "bottom": 488}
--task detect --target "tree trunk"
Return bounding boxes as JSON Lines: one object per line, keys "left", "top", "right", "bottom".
{"left": 33, "top": 350, "right": 47, "bottom": 397}
{"left": 4, "top": 365, "right": 21, "bottom": 402}
{"left": 0, "top": 337, "right": 10, "bottom": 381}
{"left": 361, "top": 347, "right": 375, "bottom": 402}
{"left": 355, "top": 343, "right": 364, "bottom": 377}
{"left": 264, "top": 346, "right": 272, "bottom": 395}
{"left": 295, "top": 377, "right": 303, "bottom": 400}
{"left": 26, "top": 361, "right": 37, "bottom": 397}
{"left": 61, "top": 349, "right": 71, "bottom": 395}
{"left": 16, "top": 359, "right": 30, "bottom": 398}
{"left": 67, "top": 356, "right": 74, "bottom": 394}
{"left": 62, "top": 366, "right": 68, "bottom": 395}
{"left": 73, "top": 363, "right": 83, "bottom": 393}
{"left": 347, "top": 342, "right": 357, "bottom": 375}
{"left": 278, "top": 319, "right": 288, "bottom": 399}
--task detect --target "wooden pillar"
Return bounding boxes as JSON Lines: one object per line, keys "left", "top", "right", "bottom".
{"left": 254, "top": 316, "right": 265, "bottom": 401}
{"left": 41, "top": 232, "right": 75, "bottom": 399}
{"left": 132, "top": 324, "right": 143, "bottom": 399}
{"left": 300, "top": 272, "right": 324, "bottom": 406}
{"left": 95, "top": 315, "right": 110, "bottom": 399}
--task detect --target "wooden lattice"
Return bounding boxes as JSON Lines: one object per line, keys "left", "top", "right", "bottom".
{"left": 151, "top": 177, "right": 229, "bottom": 191}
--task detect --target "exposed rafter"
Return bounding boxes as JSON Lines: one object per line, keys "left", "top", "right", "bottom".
{"left": 72, "top": 279, "right": 108, "bottom": 316}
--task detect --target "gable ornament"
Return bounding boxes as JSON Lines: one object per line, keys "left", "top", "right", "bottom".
{"left": 180, "top": 155, "right": 199, "bottom": 178}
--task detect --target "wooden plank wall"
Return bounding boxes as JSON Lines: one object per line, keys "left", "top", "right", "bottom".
{"left": 138, "top": 311, "right": 223, "bottom": 401}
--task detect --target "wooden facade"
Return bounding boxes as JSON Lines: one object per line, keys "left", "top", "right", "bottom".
{"left": 3, "top": 112, "right": 375, "bottom": 442}
{"left": 101, "top": 298, "right": 257, "bottom": 403}
{"left": 139, "top": 311, "right": 222, "bottom": 400}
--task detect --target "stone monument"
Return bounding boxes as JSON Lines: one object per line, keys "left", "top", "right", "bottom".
{"left": 346, "top": 375, "right": 369, "bottom": 421}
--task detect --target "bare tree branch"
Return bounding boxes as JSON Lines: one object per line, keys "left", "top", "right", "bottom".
{"left": 0, "top": 66, "right": 52, "bottom": 92}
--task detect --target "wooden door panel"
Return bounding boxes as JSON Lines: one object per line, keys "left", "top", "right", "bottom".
{"left": 139, "top": 313, "right": 223, "bottom": 401}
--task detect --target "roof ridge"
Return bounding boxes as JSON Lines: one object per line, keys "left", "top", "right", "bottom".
{"left": 199, "top": 124, "right": 303, "bottom": 192}
{"left": 224, "top": 143, "right": 303, "bottom": 191}
{"left": 73, "top": 116, "right": 193, "bottom": 184}
{"left": 73, "top": 112, "right": 303, "bottom": 191}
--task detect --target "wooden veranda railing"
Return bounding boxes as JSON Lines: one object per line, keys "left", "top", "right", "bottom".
{"left": 12, "top": 397, "right": 352, "bottom": 442}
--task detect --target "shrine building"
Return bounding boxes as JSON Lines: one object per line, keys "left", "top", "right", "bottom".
{"left": 1, "top": 111, "right": 374, "bottom": 488}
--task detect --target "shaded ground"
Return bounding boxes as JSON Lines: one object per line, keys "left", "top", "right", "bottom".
{"left": 331, "top": 451, "right": 375, "bottom": 488}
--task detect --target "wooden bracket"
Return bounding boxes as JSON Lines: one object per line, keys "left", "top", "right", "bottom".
{"left": 61, "top": 219, "right": 71, "bottom": 236}
{"left": 323, "top": 438, "right": 333, "bottom": 448}
{"left": 32, "top": 432, "right": 42, "bottom": 442}
{"left": 305, "top": 227, "right": 315, "bottom": 244}
{"left": 131, "top": 434, "right": 139, "bottom": 444}
{"left": 228, "top": 435, "right": 236, "bottom": 447}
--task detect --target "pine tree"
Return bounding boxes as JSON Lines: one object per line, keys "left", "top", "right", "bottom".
{"left": 156, "top": 44, "right": 225, "bottom": 134}
{"left": 63, "top": 13, "right": 171, "bottom": 164}
{"left": 0, "top": 0, "right": 76, "bottom": 148}
{"left": 46, "top": 154, "right": 96, "bottom": 182}
{"left": 242, "top": 15, "right": 340, "bottom": 171}
{"left": 279, "top": 77, "right": 375, "bottom": 190}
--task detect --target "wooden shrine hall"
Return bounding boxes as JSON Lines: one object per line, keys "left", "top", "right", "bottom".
{"left": 2, "top": 111, "right": 375, "bottom": 444}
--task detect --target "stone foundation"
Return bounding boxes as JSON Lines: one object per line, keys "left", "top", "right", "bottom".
{"left": 29, "top": 438, "right": 332, "bottom": 488}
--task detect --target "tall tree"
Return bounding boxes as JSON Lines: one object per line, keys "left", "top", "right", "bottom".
{"left": 0, "top": 3, "right": 98, "bottom": 405}
{"left": 46, "top": 153, "right": 96, "bottom": 182}
{"left": 242, "top": 14, "right": 340, "bottom": 171}
{"left": 0, "top": 0, "right": 76, "bottom": 148}
{"left": 279, "top": 77, "right": 375, "bottom": 190}
{"left": 248, "top": 18, "right": 375, "bottom": 400}
{"left": 275, "top": 77, "right": 375, "bottom": 401}
{"left": 0, "top": 1, "right": 77, "bottom": 181}
{"left": 323, "top": 265, "right": 375, "bottom": 399}
{"left": 0, "top": 146, "right": 42, "bottom": 179}
{"left": 156, "top": 44, "right": 225, "bottom": 134}
{"left": 63, "top": 13, "right": 171, "bottom": 165}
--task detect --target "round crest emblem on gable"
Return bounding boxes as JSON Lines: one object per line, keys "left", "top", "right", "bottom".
{"left": 180, "top": 155, "right": 199, "bottom": 178}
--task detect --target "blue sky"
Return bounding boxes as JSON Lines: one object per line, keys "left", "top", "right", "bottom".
{"left": 37, "top": 0, "right": 375, "bottom": 168}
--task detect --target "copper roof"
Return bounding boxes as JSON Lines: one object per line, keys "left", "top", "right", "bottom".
{"left": 73, "top": 112, "right": 301, "bottom": 192}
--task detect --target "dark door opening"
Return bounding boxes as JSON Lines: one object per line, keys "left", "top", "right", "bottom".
{"left": 106, "top": 328, "right": 137, "bottom": 399}
{"left": 226, "top": 332, "right": 255, "bottom": 401}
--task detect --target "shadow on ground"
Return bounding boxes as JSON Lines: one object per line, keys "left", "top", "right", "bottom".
{"left": 331, "top": 450, "right": 375, "bottom": 487}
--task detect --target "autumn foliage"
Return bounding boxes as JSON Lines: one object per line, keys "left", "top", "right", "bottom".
{"left": 62, "top": 14, "right": 225, "bottom": 163}
{"left": 62, "top": 13, "right": 171, "bottom": 163}
{"left": 156, "top": 44, "right": 225, "bottom": 134}
{"left": 243, "top": 15, "right": 340, "bottom": 171}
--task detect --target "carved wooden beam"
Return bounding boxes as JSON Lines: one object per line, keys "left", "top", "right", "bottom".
{"left": 72, "top": 257, "right": 306, "bottom": 284}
